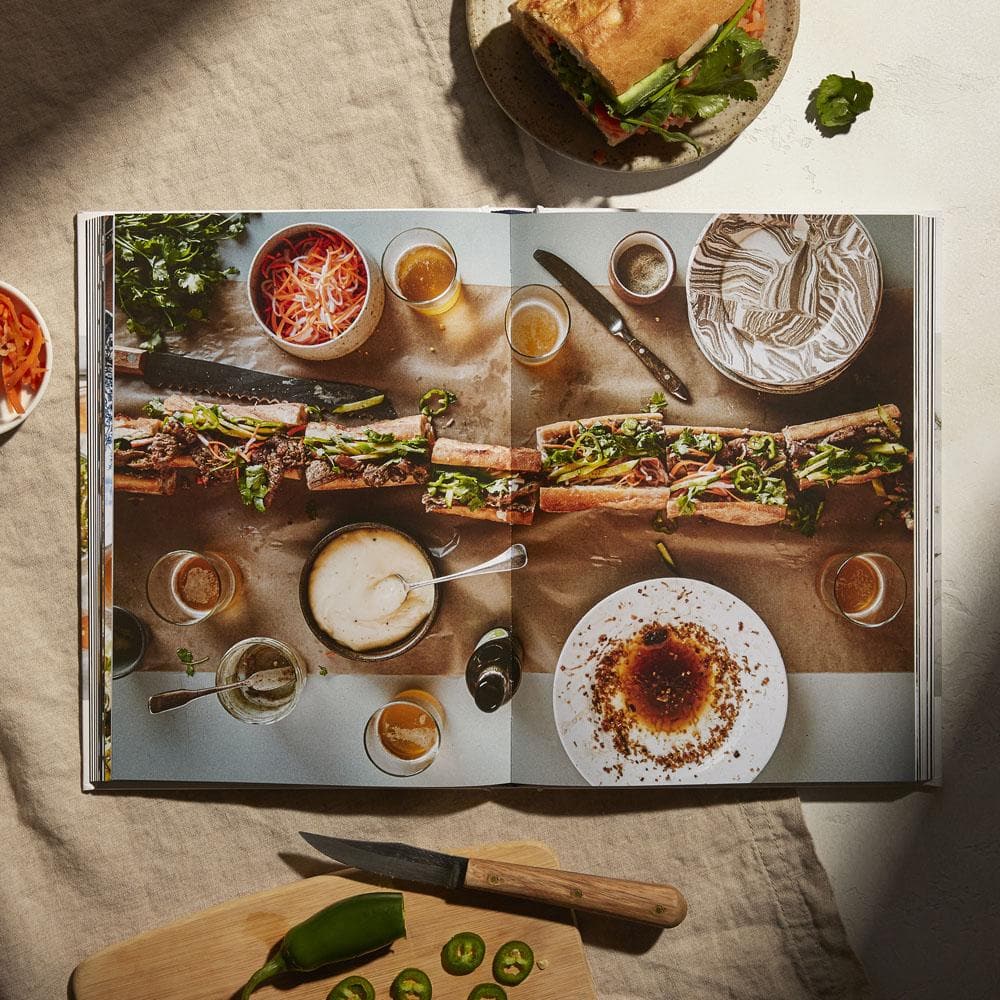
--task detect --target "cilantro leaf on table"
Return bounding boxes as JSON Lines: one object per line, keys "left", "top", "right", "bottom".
{"left": 809, "top": 72, "right": 873, "bottom": 130}
{"left": 176, "top": 647, "right": 209, "bottom": 677}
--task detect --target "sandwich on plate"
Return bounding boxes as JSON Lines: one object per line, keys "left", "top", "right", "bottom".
{"left": 303, "top": 414, "right": 433, "bottom": 491}
{"left": 510, "top": 0, "right": 777, "bottom": 148}
{"left": 537, "top": 413, "right": 788, "bottom": 524}
{"left": 423, "top": 437, "right": 542, "bottom": 525}
{"left": 783, "top": 405, "right": 911, "bottom": 489}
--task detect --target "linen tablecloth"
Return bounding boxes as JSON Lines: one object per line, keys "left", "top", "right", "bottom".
{"left": 0, "top": 3, "right": 868, "bottom": 996}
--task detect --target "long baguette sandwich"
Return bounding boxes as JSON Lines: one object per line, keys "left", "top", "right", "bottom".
{"left": 303, "top": 414, "right": 433, "bottom": 491}
{"left": 423, "top": 438, "right": 542, "bottom": 525}
{"left": 537, "top": 413, "right": 788, "bottom": 524}
{"left": 783, "top": 404, "right": 911, "bottom": 489}
{"left": 510, "top": 0, "right": 776, "bottom": 148}
{"left": 114, "top": 397, "right": 308, "bottom": 506}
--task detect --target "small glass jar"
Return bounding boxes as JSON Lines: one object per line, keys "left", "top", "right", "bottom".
{"left": 216, "top": 637, "right": 305, "bottom": 724}
{"left": 364, "top": 689, "right": 444, "bottom": 776}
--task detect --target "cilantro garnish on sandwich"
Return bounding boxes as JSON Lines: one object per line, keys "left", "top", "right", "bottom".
{"left": 510, "top": 0, "right": 779, "bottom": 149}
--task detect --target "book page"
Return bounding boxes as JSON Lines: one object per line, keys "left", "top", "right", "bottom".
{"left": 105, "top": 210, "right": 516, "bottom": 788}
{"left": 508, "top": 210, "right": 920, "bottom": 786}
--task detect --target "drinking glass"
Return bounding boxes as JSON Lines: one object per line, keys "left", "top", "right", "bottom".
{"left": 505, "top": 284, "right": 570, "bottom": 366}
{"left": 364, "top": 688, "right": 444, "bottom": 776}
{"left": 216, "top": 637, "right": 305, "bottom": 724}
{"left": 381, "top": 228, "right": 461, "bottom": 316}
{"left": 818, "top": 551, "right": 906, "bottom": 627}
{"left": 146, "top": 549, "right": 238, "bottom": 626}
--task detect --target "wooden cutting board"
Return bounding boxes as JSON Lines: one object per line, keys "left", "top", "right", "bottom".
{"left": 71, "top": 841, "right": 597, "bottom": 1000}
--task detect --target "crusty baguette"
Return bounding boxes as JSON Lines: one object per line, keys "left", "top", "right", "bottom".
{"left": 114, "top": 471, "right": 177, "bottom": 496}
{"left": 305, "top": 461, "right": 422, "bottom": 492}
{"left": 431, "top": 437, "right": 542, "bottom": 473}
{"left": 426, "top": 501, "right": 536, "bottom": 526}
{"left": 511, "top": 0, "right": 742, "bottom": 98}
{"left": 536, "top": 412, "right": 663, "bottom": 449}
{"left": 305, "top": 414, "right": 431, "bottom": 443}
{"left": 783, "top": 404, "right": 910, "bottom": 488}
{"left": 782, "top": 404, "right": 902, "bottom": 444}
{"left": 539, "top": 485, "right": 785, "bottom": 524}
{"left": 162, "top": 395, "right": 307, "bottom": 427}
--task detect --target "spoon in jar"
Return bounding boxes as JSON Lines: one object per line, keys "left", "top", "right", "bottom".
{"left": 147, "top": 666, "right": 296, "bottom": 715}
{"left": 364, "top": 543, "right": 528, "bottom": 619}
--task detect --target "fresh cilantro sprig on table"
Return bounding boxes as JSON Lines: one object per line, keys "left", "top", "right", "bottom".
{"left": 809, "top": 73, "right": 873, "bottom": 131}
{"left": 115, "top": 213, "right": 249, "bottom": 351}
{"left": 176, "top": 647, "right": 209, "bottom": 677}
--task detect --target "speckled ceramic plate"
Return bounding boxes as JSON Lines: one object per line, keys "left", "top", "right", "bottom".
{"left": 553, "top": 578, "right": 787, "bottom": 786}
{"left": 467, "top": 1, "right": 799, "bottom": 172}
{"left": 687, "top": 214, "right": 883, "bottom": 393}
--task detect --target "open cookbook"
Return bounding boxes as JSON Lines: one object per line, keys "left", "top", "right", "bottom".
{"left": 76, "top": 209, "right": 940, "bottom": 790}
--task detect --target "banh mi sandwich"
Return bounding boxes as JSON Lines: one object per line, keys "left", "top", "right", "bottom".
{"left": 783, "top": 404, "right": 911, "bottom": 489}
{"left": 303, "top": 415, "right": 433, "bottom": 491}
{"left": 537, "top": 413, "right": 788, "bottom": 523}
{"left": 423, "top": 438, "right": 542, "bottom": 525}
{"left": 116, "top": 396, "right": 309, "bottom": 509}
{"left": 510, "top": 0, "right": 776, "bottom": 148}
{"left": 113, "top": 416, "right": 178, "bottom": 495}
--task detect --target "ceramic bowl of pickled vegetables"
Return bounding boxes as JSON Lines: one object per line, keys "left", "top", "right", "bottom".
{"left": 248, "top": 222, "right": 385, "bottom": 361}
{"left": 0, "top": 281, "right": 51, "bottom": 433}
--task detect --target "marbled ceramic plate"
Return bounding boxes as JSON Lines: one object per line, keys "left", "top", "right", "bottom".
{"left": 466, "top": 0, "right": 799, "bottom": 172}
{"left": 686, "top": 214, "right": 883, "bottom": 393}
{"left": 553, "top": 578, "right": 787, "bottom": 786}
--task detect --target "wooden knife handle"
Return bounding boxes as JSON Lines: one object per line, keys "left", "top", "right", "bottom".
{"left": 114, "top": 345, "right": 146, "bottom": 375}
{"left": 464, "top": 858, "right": 687, "bottom": 928}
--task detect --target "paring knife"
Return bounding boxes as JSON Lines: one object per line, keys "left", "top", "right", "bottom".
{"left": 533, "top": 249, "right": 691, "bottom": 403}
{"left": 299, "top": 833, "right": 687, "bottom": 928}
{"left": 114, "top": 345, "right": 396, "bottom": 418}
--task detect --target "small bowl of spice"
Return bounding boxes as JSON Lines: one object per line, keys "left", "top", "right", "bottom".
{"left": 609, "top": 232, "right": 676, "bottom": 305}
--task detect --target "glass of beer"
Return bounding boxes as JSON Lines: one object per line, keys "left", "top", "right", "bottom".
{"left": 364, "top": 688, "right": 444, "bottom": 777}
{"left": 818, "top": 551, "right": 906, "bottom": 627}
{"left": 381, "top": 228, "right": 461, "bottom": 316}
{"left": 505, "top": 284, "right": 570, "bottom": 365}
{"left": 146, "top": 549, "right": 239, "bottom": 626}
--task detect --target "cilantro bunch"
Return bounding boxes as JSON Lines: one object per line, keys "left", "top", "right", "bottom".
{"left": 809, "top": 72, "right": 873, "bottom": 131}
{"left": 115, "top": 213, "right": 250, "bottom": 351}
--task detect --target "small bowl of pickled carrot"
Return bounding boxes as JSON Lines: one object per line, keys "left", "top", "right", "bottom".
{"left": 0, "top": 282, "right": 51, "bottom": 433}
{"left": 248, "top": 223, "right": 385, "bottom": 361}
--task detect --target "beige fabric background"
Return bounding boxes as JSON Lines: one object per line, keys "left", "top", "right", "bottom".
{"left": 0, "top": 3, "right": 868, "bottom": 998}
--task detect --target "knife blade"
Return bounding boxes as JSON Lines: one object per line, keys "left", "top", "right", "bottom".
{"left": 114, "top": 345, "right": 396, "bottom": 418}
{"left": 533, "top": 249, "right": 691, "bottom": 403}
{"left": 300, "top": 832, "right": 687, "bottom": 927}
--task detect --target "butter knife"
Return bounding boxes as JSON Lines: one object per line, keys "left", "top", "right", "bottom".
{"left": 300, "top": 832, "right": 687, "bottom": 927}
{"left": 114, "top": 345, "right": 395, "bottom": 418}
{"left": 533, "top": 249, "right": 691, "bottom": 403}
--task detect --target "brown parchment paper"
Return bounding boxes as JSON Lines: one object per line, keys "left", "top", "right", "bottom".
{"left": 114, "top": 282, "right": 517, "bottom": 676}
{"left": 511, "top": 286, "right": 914, "bottom": 674}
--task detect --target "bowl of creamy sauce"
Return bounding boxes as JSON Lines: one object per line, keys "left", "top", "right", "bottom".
{"left": 300, "top": 523, "right": 439, "bottom": 660}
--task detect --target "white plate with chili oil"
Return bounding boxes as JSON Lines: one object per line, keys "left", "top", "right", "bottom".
{"left": 553, "top": 578, "right": 787, "bottom": 785}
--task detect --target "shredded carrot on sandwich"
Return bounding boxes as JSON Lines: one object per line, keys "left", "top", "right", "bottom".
{"left": 259, "top": 232, "right": 368, "bottom": 345}
{"left": 0, "top": 292, "right": 47, "bottom": 415}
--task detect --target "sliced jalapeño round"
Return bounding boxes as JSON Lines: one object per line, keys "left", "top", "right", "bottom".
{"left": 468, "top": 984, "right": 507, "bottom": 1000}
{"left": 441, "top": 931, "right": 487, "bottom": 975}
{"left": 492, "top": 940, "right": 534, "bottom": 986}
{"left": 390, "top": 967, "right": 433, "bottom": 1000}
{"left": 327, "top": 975, "right": 376, "bottom": 1000}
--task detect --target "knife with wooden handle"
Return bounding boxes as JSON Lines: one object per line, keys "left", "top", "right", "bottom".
{"left": 300, "top": 833, "right": 687, "bottom": 928}
{"left": 533, "top": 249, "right": 691, "bottom": 403}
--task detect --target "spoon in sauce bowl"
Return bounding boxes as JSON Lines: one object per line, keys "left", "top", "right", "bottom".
{"left": 362, "top": 544, "right": 528, "bottom": 620}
